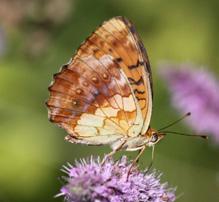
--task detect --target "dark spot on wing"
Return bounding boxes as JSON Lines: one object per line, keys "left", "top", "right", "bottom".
{"left": 134, "top": 89, "right": 145, "bottom": 95}
{"left": 128, "top": 77, "right": 144, "bottom": 85}
{"left": 128, "top": 60, "right": 144, "bottom": 70}
{"left": 114, "top": 57, "right": 123, "bottom": 63}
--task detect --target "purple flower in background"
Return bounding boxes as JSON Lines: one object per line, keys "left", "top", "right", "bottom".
{"left": 57, "top": 156, "right": 176, "bottom": 202}
{"left": 160, "top": 64, "right": 219, "bottom": 143}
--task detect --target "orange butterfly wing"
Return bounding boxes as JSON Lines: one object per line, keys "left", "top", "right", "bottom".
{"left": 94, "top": 16, "right": 153, "bottom": 134}
{"left": 46, "top": 17, "right": 153, "bottom": 146}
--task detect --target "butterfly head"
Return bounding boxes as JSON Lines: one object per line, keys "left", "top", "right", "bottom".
{"left": 146, "top": 128, "right": 165, "bottom": 146}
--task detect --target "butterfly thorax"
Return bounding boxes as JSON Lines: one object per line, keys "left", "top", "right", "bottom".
{"left": 110, "top": 127, "right": 164, "bottom": 151}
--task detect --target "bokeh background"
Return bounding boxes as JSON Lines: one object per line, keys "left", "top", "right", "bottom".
{"left": 0, "top": 0, "right": 219, "bottom": 201}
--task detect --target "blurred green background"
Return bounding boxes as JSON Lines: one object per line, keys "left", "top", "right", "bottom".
{"left": 0, "top": 0, "right": 219, "bottom": 201}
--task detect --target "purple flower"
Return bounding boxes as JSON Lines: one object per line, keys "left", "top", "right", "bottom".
{"left": 57, "top": 156, "right": 176, "bottom": 202}
{"left": 160, "top": 64, "right": 219, "bottom": 143}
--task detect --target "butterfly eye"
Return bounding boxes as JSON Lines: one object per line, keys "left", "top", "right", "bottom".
{"left": 151, "top": 133, "right": 158, "bottom": 143}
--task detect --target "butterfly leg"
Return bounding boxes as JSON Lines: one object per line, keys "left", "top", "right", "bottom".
{"left": 136, "top": 149, "right": 142, "bottom": 163}
{"left": 145, "top": 145, "right": 155, "bottom": 174}
{"left": 101, "top": 140, "right": 127, "bottom": 165}
{"left": 126, "top": 145, "right": 146, "bottom": 180}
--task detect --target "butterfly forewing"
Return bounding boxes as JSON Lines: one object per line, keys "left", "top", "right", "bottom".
{"left": 46, "top": 16, "right": 153, "bottom": 146}
{"left": 90, "top": 17, "right": 153, "bottom": 134}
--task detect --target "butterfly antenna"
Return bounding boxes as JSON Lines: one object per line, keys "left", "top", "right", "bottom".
{"left": 158, "top": 112, "right": 191, "bottom": 131}
{"left": 161, "top": 130, "right": 208, "bottom": 140}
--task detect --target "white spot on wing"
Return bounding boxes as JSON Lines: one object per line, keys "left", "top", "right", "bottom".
{"left": 95, "top": 107, "right": 119, "bottom": 117}
{"left": 78, "top": 114, "right": 104, "bottom": 127}
{"left": 102, "top": 107, "right": 119, "bottom": 116}
{"left": 74, "top": 125, "right": 98, "bottom": 136}
{"left": 123, "top": 94, "right": 136, "bottom": 111}
{"left": 113, "top": 94, "right": 123, "bottom": 109}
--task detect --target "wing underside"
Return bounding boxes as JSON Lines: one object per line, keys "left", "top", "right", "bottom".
{"left": 46, "top": 16, "right": 153, "bottom": 145}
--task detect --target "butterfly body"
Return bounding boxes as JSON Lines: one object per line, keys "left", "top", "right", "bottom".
{"left": 46, "top": 16, "right": 164, "bottom": 155}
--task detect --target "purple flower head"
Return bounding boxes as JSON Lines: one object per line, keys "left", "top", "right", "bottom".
{"left": 160, "top": 64, "right": 219, "bottom": 143}
{"left": 57, "top": 156, "right": 176, "bottom": 202}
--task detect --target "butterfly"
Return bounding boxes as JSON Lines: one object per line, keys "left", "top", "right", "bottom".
{"left": 46, "top": 16, "right": 165, "bottom": 167}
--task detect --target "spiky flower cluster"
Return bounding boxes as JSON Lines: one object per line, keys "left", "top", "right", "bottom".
{"left": 57, "top": 156, "right": 176, "bottom": 202}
